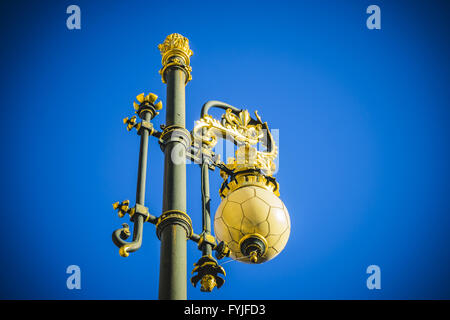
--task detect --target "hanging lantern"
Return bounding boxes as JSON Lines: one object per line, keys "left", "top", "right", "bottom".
{"left": 193, "top": 108, "right": 290, "bottom": 264}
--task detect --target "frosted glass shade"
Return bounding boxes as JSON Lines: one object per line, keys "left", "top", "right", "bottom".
{"left": 214, "top": 185, "right": 290, "bottom": 264}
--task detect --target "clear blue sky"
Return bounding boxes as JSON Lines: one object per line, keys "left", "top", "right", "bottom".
{"left": 0, "top": 0, "right": 449, "bottom": 299}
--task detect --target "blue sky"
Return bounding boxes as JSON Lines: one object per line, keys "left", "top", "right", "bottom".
{"left": 0, "top": 0, "right": 449, "bottom": 299}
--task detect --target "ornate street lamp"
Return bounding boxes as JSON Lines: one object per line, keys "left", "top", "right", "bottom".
{"left": 112, "top": 33, "right": 291, "bottom": 299}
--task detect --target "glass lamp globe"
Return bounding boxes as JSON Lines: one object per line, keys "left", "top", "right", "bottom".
{"left": 214, "top": 182, "right": 290, "bottom": 264}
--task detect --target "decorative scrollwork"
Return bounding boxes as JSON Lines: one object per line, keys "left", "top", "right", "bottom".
{"left": 192, "top": 108, "right": 278, "bottom": 176}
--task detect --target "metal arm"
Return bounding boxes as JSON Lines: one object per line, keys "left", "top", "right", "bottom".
{"left": 200, "top": 155, "right": 213, "bottom": 256}
{"left": 188, "top": 101, "right": 239, "bottom": 292}
{"left": 112, "top": 215, "right": 144, "bottom": 257}
{"left": 200, "top": 100, "right": 241, "bottom": 118}
{"left": 112, "top": 97, "right": 160, "bottom": 257}
{"left": 197, "top": 101, "right": 243, "bottom": 257}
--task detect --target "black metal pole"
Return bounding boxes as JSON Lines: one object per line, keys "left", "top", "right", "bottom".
{"left": 136, "top": 111, "right": 151, "bottom": 205}
{"left": 201, "top": 158, "right": 213, "bottom": 256}
{"left": 156, "top": 34, "right": 193, "bottom": 300}
{"left": 158, "top": 68, "right": 189, "bottom": 300}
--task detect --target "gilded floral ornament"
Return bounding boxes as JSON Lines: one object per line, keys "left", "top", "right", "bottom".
{"left": 192, "top": 108, "right": 278, "bottom": 176}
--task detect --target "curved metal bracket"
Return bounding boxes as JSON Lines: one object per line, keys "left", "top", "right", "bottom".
{"left": 200, "top": 100, "right": 242, "bottom": 118}
{"left": 112, "top": 215, "right": 144, "bottom": 257}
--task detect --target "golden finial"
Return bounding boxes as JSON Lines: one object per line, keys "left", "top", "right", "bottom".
{"left": 249, "top": 251, "right": 258, "bottom": 263}
{"left": 200, "top": 274, "right": 217, "bottom": 292}
{"left": 158, "top": 33, "right": 193, "bottom": 84}
{"left": 119, "top": 244, "right": 131, "bottom": 258}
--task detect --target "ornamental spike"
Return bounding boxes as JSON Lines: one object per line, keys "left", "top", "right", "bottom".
{"left": 146, "top": 93, "right": 158, "bottom": 104}
{"left": 154, "top": 100, "right": 163, "bottom": 110}
{"left": 136, "top": 93, "right": 145, "bottom": 103}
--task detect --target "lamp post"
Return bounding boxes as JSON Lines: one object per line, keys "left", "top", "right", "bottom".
{"left": 112, "top": 33, "right": 291, "bottom": 300}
